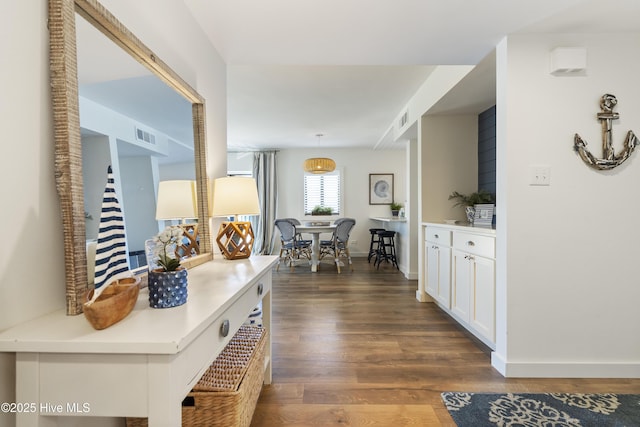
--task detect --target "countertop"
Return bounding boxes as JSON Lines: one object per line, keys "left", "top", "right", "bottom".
{"left": 422, "top": 221, "right": 496, "bottom": 235}
{"left": 370, "top": 217, "right": 407, "bottom": 223}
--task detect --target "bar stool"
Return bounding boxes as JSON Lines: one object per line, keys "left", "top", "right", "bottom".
{"left": 367, "top": 228, "right": 386, "bottom": 263}
{"left": 375, "top": 230, "right": 399, "bottom": 270}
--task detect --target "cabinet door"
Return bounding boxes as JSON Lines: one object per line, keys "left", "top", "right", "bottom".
{"left": 425, "top": 242, "right": 438, "bottom": 297}
{"left": 470, "top": 255, "right": 495, "bottom": 343}
{"left": 435, "top": 246, "right": 451, "bottom": 308}
{"left": 426, "top": 243, "right": 451, "bottom": 308}
{"left": 451, "top": 249, "right": 471, "bottom": 323}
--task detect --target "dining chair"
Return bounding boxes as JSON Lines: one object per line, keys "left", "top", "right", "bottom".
{"left": 319, "top": 218, "right": 356, "bottom": 273}
{"left": 274, "top": 219, "right": 311, "bottom": 271}
{"left": 282, "top": 218, "right": 312, "bottom": 246}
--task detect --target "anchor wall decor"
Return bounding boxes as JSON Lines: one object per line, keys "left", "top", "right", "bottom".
{"left": 574, "top": 94, "right": 639, "bottom": 170}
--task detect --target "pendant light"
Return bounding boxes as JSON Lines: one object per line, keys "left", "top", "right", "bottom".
{"left": 303, "top": 134, "right": 336, "bottom": 174}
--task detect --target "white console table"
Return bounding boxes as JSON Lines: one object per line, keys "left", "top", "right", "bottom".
{"left": 0, "top": 255, "right": 277, "bottom": 426}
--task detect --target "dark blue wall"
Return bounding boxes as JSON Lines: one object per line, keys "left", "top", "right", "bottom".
{"left": 478, "top": 105, "right": 496, "bottom": 195}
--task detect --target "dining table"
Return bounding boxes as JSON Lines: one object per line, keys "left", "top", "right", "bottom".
{"left": 296, "top": 223, "right": 336, "bottom": 272}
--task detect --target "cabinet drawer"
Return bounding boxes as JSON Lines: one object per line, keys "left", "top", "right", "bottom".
{"left": 425, "top": 227, "right": 452, "bottom": 246}
{"left": 177, "top": 272, "right": 271, "bottom": 395}
{"left": 453, "top": 232, "right": 494, "bottom": 258}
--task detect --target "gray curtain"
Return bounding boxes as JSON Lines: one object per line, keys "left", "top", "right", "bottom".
{"left": 252, "top": 151, "right": 278, "bottom": 254}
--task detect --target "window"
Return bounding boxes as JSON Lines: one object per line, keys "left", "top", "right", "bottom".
{"left": 304, "top": 171, "right": 341, "bottom": 215}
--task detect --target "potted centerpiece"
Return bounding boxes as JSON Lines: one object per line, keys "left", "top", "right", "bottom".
{"left": 311, "top": 205, "right": 333, "bottom": 216}
{"left": 309, "top": 205, "right": 333, "bottom": 225}
{"left": 147, "top": 225, "right": 188, "bottom": 308}
{"left": 448, "top": 190, "right": 495, "bottom": 224}
{"left": 390, "top": 202, "right": 403, "bottom": 217}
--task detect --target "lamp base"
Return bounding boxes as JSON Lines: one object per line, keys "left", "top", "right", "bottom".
{"left": 176, "top": 223, "right": 200, "bottom": 258}
{"left": 216, "top": 221, "right": 255, "bottom": 260}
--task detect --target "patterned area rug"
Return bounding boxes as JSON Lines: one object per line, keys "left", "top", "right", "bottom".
{"left": 442, "top": 392, "right": 640, "bottom": 426}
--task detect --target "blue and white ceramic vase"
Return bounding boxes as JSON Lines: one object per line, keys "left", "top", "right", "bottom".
{"left": 147, "top": 268, "right": 188, "bottom": 308}
{"left": 465, "top": 206, "right": 476, "bottom": 225}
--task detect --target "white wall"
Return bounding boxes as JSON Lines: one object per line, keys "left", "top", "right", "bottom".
{"left": 83, "top": 135, "right": 113, "bottom": 241}
{"left": 494, "top": 33, "right": 640, "bottom": 377}
{"left": 276, "top": 148, "right": 408, "bottom": 267}
{"left": 391, "top": 66, "right": 475, "bottom": 142}
{"left": 421, "top": 114, "right": 479, "bottom": 223}
{"left": 0, "top": 1, "right": 227, "bottom": 425}
{"left": 120, "top": 157, "right": 158, "bottom": 253}
{"left": 228, "top": 152, "right": 254, "bottom": 175}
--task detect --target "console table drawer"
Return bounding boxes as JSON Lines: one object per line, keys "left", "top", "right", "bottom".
{"left": 425, "top": 227, "right": 452, "bottom": 246}
{"left": 177, "top": 273, "right": 271, "bottom": 395}
{"left": 453, "top": 232, "right": 495, "bottom": 258}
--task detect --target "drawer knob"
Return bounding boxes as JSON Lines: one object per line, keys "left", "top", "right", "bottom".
{"left": 257, "top": 283, "right": 264, "bottom": 296}
{"left": 220, "top": 319, "right": 230, "bottom": 337}
{"left": 467, "top": 240, "right": 475, "bottom": 246}
{"left": 434, "top": 234, "right": 439, "bottom": 238}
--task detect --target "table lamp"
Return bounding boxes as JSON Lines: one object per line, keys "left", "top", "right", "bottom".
{"left": 155, "top": 180, "right": 200, "bottom": 257}
{"left": 211, "top": 176, "right": 261, "bottom": 260}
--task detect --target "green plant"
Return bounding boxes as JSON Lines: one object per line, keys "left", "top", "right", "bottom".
{"left": 311, "top": 205, "right": 333, "bottom": 215}
{"left": 448, "top": 190, "right": 495, "bottom": 207}
{"left": 151, "top": 226, "right": 184, "bottom": 271}
{"left": 390, "top": 202, "right": 403, "bottom": 211}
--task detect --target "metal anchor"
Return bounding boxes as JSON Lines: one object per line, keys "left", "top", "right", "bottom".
{"left": 574, "top": 94, "right": 638, "bottom": 170}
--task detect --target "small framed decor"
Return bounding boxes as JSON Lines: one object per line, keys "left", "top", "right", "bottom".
{"left": 473, "top": 204, "right": 495, "bottom": 227}
{"left": 369, "top": 174, "right": 394, "bottom": 205}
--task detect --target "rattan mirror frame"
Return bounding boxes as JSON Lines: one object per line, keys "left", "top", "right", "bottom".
{"left": 49, "top": 0, "right": 211, "bottom": 315}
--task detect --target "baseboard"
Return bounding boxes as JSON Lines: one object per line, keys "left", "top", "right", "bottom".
{"left": 403, "top": 270, "right": 418, "bottom": 280}
{"left": 491, "top": 355, "right": 640, "bottom": 378}
{"left": 491, "top": 352, "right": 507, "bottom": 376}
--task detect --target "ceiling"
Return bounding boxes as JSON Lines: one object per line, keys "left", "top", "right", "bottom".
{"left": 186, "top": 0, "right": 640, "bottom": 150}
{"left": 77, "top": 0, "right": 640, "bottom": 153}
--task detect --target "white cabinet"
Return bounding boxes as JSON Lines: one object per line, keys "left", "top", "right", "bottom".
{"left": 470, "top": 255, "right": 495, "bottom": 343}
{"left": 425, "top": 227, "right": 451, "bottom": 308}
{"left": 423, "top": 224, "right": 496, "bottom": 348}
{"left": 451, "top": 248, "right": 471, "bottom": 322}
{"left": 452, "top": 231, "right": 496, "bottom": 346}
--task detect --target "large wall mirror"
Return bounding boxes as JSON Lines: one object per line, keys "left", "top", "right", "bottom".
{"left": 50, "top": 0, "right": 211, "bottom": 315}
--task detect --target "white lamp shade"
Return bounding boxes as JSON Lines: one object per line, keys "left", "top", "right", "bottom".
{"left": 211, "top": 176, "right": 261, "bottom": 217}
{"left": 155, "top": 180, "right": 197, "bottom": 220}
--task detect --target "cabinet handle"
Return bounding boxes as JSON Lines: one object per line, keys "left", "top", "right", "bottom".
{"left": 467, "top": 240, "right": 475, "bottom": 246}
{"left": 257, "top": 283, "right": 264, "bottom": 296}
{"left": 434, "top": 234, "right": 439, "bottom": 238}
{"left": 432, "top": 245, "right": 438, "bottom": 250}
{"left": 220, "top": 319, "right": 230, "bottom": 337}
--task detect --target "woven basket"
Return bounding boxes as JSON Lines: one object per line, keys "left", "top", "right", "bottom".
{"left": 127, "top": 325, "right": 266, "bottom": 427}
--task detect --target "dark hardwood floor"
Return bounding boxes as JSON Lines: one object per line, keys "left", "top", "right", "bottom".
{"left": 251, "top": 257, "right": 640, "bottom": 426}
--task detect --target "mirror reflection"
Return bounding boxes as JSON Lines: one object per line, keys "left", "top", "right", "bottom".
{"left": 76, "top": 14, "right": 196, "bottom": 272}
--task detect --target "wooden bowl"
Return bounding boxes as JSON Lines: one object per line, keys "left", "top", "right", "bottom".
{"left": 83, "top": 276, "right": 141, "bottom": 330}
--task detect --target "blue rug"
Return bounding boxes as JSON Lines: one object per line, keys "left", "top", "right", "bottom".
{"left": 442, "top": 392, "right": 640, "bottom": 426}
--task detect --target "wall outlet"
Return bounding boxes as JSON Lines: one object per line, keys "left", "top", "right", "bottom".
{"left": 530, "top": 165, "right": 551, "bottom": 186}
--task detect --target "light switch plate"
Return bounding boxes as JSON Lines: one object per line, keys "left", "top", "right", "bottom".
{"left": 530, "top": 165, "right": 551, "bottom": 186}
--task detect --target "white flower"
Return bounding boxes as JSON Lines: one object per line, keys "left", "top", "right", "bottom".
{"left": 150, "top": 226, "right": 184, "bottom": 271}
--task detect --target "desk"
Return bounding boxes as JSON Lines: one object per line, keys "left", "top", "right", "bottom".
{"left": 0, "top": 256, "right": 277, "bottom": 426}
{"left": 296, "top": 225, "right": 336, "bottom": 272}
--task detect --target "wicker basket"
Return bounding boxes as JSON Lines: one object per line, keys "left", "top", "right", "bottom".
{"left": 127, "top": 325, "right": 266, "bottom": 427}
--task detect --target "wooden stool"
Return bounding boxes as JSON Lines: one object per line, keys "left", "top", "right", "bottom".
{"left": 367, "top": 228, "right": 386, "bottom": 263}
{"left": 375, "top": 230, "right": 398, "bottom": 270}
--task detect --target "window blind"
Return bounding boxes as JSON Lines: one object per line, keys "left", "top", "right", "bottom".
{"left": 304, "top": 172, "right": 340, "bottom": 215}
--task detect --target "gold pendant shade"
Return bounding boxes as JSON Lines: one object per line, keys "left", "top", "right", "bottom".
{"left": 303, "top": 157, "right": 336, "bottom": 174}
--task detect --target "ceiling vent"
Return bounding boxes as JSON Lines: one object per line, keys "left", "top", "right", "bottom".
{"left": 399, "top": 111, "right": 408, "bottom": 128}
{"left": 135, "top": 127, "right": 156, "bottom": 145}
